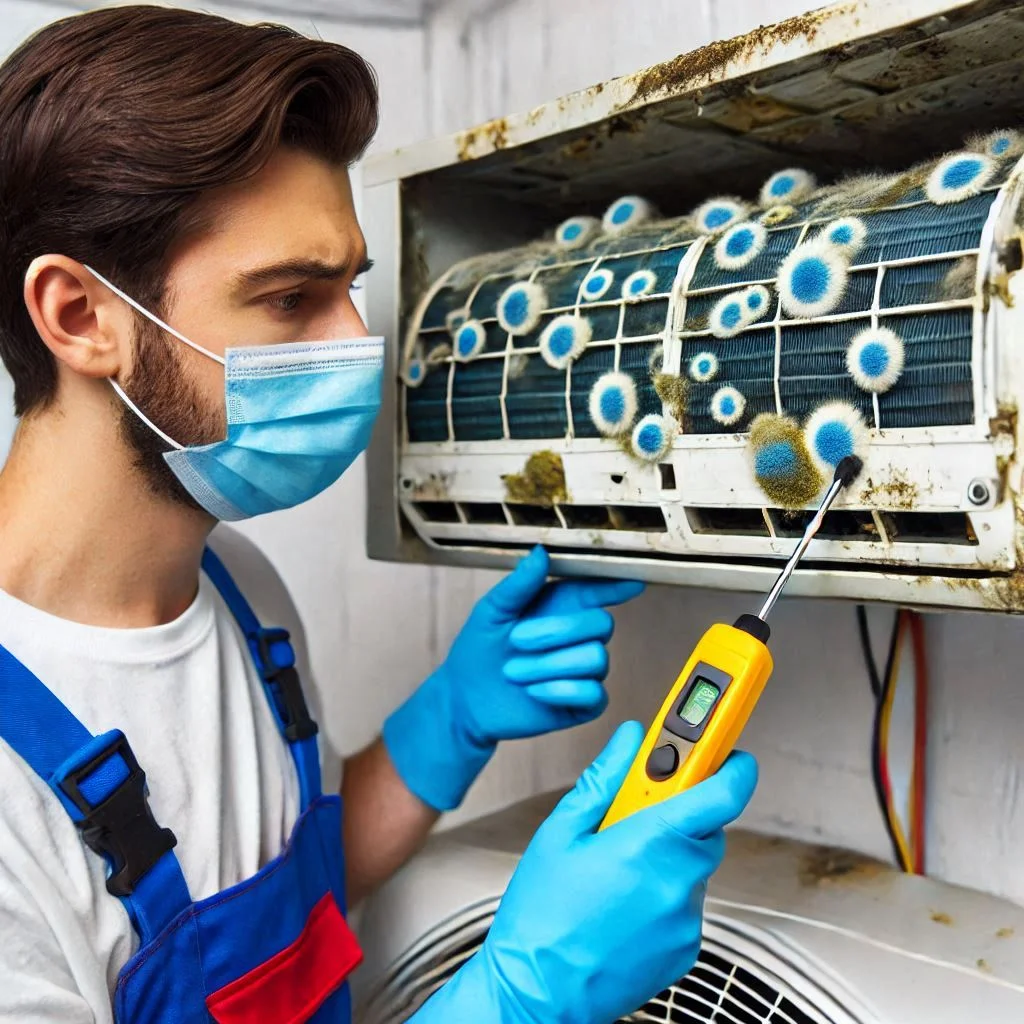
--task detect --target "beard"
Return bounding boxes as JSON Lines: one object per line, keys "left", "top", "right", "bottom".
{"left": 117, "top": 314, "right": 224, "bottom": 513}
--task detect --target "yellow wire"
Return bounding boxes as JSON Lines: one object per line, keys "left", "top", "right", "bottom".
{"left": 880, "top": 612, "right": 914, "bottom": 873}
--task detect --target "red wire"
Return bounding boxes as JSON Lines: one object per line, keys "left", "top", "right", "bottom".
{"left": 909, "top": 611, "right": 929, "bottom": 875}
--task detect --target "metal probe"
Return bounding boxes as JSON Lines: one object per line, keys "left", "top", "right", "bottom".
{"left": 757, "top": 455, "right": 864, "bottom": 622}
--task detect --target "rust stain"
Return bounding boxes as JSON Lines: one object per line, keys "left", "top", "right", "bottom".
{"left": 987, "top": 269, "right": 1016, "bottom": 309}
{"left": 561, "top": 136, "right": 596, "bottom": 161}
{"left": 930, "top": 911, "right": 954, "bottom": 926}
{"left": 606, "top": 112, "right": 646, "bottom": 137}
{"left": 624, "top": 6, "right": 854, "bottom": 107}
{"left": 798, "top": 846, "right": 887, "bottom": 887}
{"left": 456, "top": 117, "right": 511, "bottom": 162}
{"left": 503, "top": 451, "right": 568, "bottom": 506}
{"left": 705, "top": 93, "right": 804, "bottom": 133}
{"left": 943, "top": 542, "right": 1024, "bottom": 613}
{"left": 862, "top": 470, "right": 919, "bottom": 511}
{"left": 989, "top": 402, "right": 1017, "bottom": 441}
{"left": 412, "top": 472, "right": 454, "bottom": 502}
{"left": 463, "top": 78, "right": 610, "bottom": 163}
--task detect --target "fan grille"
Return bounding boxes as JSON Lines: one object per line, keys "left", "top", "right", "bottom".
{"left": 358, "top": 912, "right": 840, "bottom": 1024}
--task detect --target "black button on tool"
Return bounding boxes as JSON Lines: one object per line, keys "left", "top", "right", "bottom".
{"left": 646, "top": 743, "right": 679, "bottom": 781}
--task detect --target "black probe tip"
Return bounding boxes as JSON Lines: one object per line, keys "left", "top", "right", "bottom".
{"left": 835, "top": 455, "right": 864, "bottom": 488}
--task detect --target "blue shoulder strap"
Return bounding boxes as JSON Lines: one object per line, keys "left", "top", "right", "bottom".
{"left": 201, "top": 547, "right": 322, "bottom": 810}
{"left": 0, "top": 645, "right": 192, "bottom": 943}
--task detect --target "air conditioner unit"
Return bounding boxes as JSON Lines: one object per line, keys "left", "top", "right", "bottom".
{"left": 362, "top": 0, "right": 1024, "bottom": 612}
{"left": 351, "top": 792, "right": 1024, "bottom": 1023}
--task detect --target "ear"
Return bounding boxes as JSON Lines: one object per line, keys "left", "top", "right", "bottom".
{"left": 23, "top": 256, "right": 133, "bottom": 380}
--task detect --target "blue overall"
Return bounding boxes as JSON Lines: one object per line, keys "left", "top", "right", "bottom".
{"left": 0, "top": 549, "right": 362, "bottom": 1023}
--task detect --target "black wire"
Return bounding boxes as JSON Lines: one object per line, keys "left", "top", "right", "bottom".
{"left": 855, "top": 605, "right": 882, "bottom": 699}
{"left": 859, "top": 606, "right": 910, "bottom": 871}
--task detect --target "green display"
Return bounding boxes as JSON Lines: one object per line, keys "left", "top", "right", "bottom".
{"left": 679, "top": 679, "right": 720, "bottom": 727}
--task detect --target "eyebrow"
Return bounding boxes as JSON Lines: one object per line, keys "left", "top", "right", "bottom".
{"left": 231, "top": 255, "right": 374, "bottom": 294}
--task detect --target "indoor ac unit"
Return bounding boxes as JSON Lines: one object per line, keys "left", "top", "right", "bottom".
{"left": 351, "top": 792, "right": 1024, "bottom": 1023}
{"left": 363, "top": 0, "right": 1024, "bottom": 612}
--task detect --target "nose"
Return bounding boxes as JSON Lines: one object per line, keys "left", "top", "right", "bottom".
{"left": 351, "top": 307, "right": 369, "bottom": 337}
{"left": 318, "top": 294, "right": 369, "bottom": 342}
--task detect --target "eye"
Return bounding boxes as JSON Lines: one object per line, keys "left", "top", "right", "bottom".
{"left": 267, "top": 291, "right": 303, "bottom": 313}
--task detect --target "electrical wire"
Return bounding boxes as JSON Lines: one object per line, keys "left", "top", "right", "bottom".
{"left": 878, "top": 614, "right": 913, "bottom": 873}
{"left": 909, "top": 611, "right": 929, "bottom": 875}
{"left": 857, "top": 605, "right": 929, "bottom": 875}
{"left": 855, "top": 605, "right": 882, "bottom": 699}
{"left": 861, "top": 605, "right": 909, "bottom": 870}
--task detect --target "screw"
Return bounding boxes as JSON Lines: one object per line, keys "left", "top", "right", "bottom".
{"left": 968, "top": 479, "right": 990, "bottom": 506}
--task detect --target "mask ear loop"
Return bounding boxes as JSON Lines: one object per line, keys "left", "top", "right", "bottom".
{"left": 83, "top": 265, "right": 226, "bottom": 366}
{"left": 108, "top": 379, "right": 183, "bottom": 451}
{"left": 82, "top": 264, "right": 224, "bottom": 451}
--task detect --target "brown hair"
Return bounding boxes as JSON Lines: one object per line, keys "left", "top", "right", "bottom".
{"left": 0, "top": 4, "right": 378, "bottom": 415}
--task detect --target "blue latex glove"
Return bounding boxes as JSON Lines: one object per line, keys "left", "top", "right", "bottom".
{"left": 412, "top": 722, "right": 759, "bottom": 1023}
{"left": 382, "top": 546, "right": 644, "bottom": 811}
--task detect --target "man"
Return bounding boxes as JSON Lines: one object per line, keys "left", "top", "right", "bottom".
{"left": 0, "top": 6, "right": 757, "bottom": 1023}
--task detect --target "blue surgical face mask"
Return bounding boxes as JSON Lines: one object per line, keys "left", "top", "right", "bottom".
{"left": 85, "top": 265, "right": 384, "bottom": 521}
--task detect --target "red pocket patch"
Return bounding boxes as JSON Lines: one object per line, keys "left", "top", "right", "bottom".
{"left": 206, "top": 893, "right": 363, "bottom": 1024}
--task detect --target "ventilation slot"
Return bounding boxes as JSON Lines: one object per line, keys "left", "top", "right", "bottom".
{"left": 460, "top": 502, "right": 508, "bottom": 525}
{"left": 659, "top": 463, "right": 677, "bottom": 490}
{"left": 504, "top": 504, "right": 669, "bottom": 532}
{"left": 688, "top": 507, "right": 769, "bottom": 537}
{"left": 770, "top": 509, "right": 878, "bottom": 541}
{"left": 881, "top": 511, "right": 978, "bottom": 545}
{"left": 413, "top": 501, "right": 461, "bottom": 523}
{"left": 560, "top": 505, "right": 613, "bottom": 529}
{"left": 361, "top": 909, "right": 840, "bottom": 1024}
{"left": 629, "top": 952, "right": 827, "bottom": 1024}
{"left": 607, "top": 506, "right": 667, "bottom": 532}
{"left": 508, "top": 504, "right": 561, "bottom": 527}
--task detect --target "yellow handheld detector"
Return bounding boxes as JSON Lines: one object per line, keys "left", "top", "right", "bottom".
{"left": 600, "top": 455, "right": 863, "bottom": 831}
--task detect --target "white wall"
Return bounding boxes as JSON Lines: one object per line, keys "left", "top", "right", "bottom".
{"left": 0, "top": 0, "right": 1021, "bottom": 907}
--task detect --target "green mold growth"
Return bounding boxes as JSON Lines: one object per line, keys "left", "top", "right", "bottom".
{"left": 937, "top": 256, "right": 978, "bottom": 301}
{"left": 503, "top": 450, "right": 568, "bottom": 506}
{"left": 868, "top": 158, "right": 940, "bottom": 211}
{"left": 426, "top": 342, "right": 452, "bottom": 365}
{"left": 654, "top": 372, "right": 687, "bottom": 424}
{"left": 615, "top": 431, "right": 637, "bottom": 459}
{"left": 749, "top": 413, "right": 823, "bottom": 509}
{"left": 685, "top": 311, "right": 709, "bottom": 333}
{"left": 648, "top": 343, "right": 665, "bottom": 375}
{"left": 615, "top": 430, "right": 656, "bottom": 465}
{"left": 761, "top": 204, "right": 797, "bottom": 227}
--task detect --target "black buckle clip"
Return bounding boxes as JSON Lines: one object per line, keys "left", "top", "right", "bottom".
{"left": 58, "top": 734, "right": 177, "bottom": 898}
{"left": 257, "top": 628, "right": 319, "bottom": 743}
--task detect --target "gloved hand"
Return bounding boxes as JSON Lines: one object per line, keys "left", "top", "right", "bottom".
{"left": 411, "top": 723, "right": 758, "bottom": 1023}
{"left": 382, "top": 546, "right": 644, "bottom": 811}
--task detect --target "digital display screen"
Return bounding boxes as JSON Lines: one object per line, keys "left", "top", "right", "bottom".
{"left": 679, "top": 679, "right": 720, "bottom": 727}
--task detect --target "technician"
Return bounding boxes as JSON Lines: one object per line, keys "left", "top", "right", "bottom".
{"left": 0, "top": 7, "right": 757, "bottom": 1023}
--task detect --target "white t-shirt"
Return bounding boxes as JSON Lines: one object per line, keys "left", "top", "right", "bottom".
{"left": 0, "top": 526, "right": 312, "bottom": 1023}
